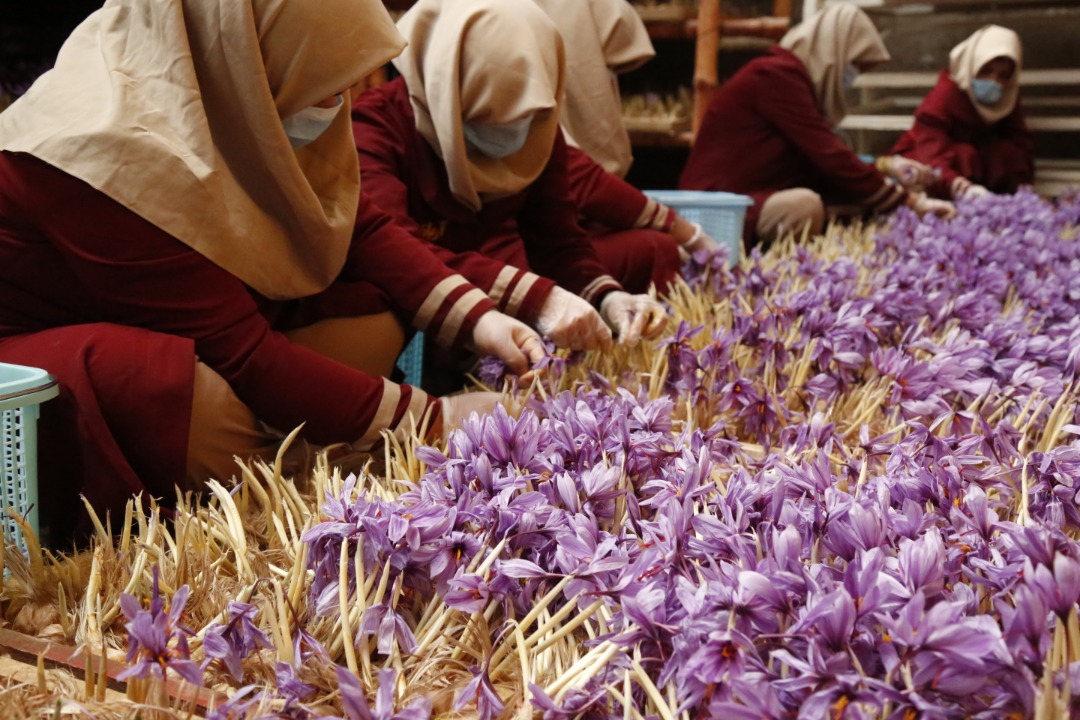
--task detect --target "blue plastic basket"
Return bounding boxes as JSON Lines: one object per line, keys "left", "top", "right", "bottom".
{"left": 644, "top": 190, "right": 753, "bottom": 265}
{"left": 0, "top": 362, "right": 58, "bottom": 552}
{"left": 397, "top": 332, "right": 425, "bottom": 388}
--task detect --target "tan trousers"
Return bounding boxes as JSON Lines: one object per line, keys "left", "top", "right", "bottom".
{"left": 756, "top": 188, "right": 826, "bottom": 242}
{"left": 184, "top": 311, "right": 406, "bottom": 489}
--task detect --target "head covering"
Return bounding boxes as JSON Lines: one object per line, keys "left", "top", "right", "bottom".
{"left": 780, "top": 3, "right": 890, "bottom": 126}
{"left": 393, "top": 0, "right": 565, "bottom": 211}
{"left": 949, "top": 25, "right": 1022, "bottom": 124}
{"left": 0, "top": 0, "right": 404, "bottom": 300}
{"left": 531, "top": 0, "right": 654, "bottom": 177}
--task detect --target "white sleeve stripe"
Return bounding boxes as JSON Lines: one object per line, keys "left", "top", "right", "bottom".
{"left": 581, "top": 275, "right": 619, "bottom": 302}
{"left": 490, "top": 266, "right": 519, "bottom": 306}
{"left": 506, "top": 271, "right": 542, "bottom": 316}
{"left": 436, "top": 287, "right": 490, "bottom": 346}
{"left": 415, "top": 275, "right": 470, "bottom": 331}
{"left": 634, "top": 197, "right": 662, "bottom": 229}
{"left": 355, "top": 378, "right": 400, "bottom": 450}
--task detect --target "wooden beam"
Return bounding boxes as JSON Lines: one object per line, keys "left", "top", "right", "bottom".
{"left": 0, "top": 627, "right": 229, "bottom": 711}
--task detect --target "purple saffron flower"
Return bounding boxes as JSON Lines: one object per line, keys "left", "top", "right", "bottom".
{"left": 333, "top": 666, "right": 432, "bottom": 720}
{"left": 118, "top": 568, "right": 203, "bottom": 686}
{"left": 453, "top": 665, "right": 504, "bottom": 720}
{"left": 202, "top": 601, "right": 273, "bottom": 682}
{"left": 206, "top": 685, "right": 264, "bottom": 720}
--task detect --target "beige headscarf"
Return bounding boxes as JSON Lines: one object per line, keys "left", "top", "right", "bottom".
{"left": 0, "top": 0, "right": 404, "bottom": 300}
{"left": 780, "top": 3, "right": 890, "bottom": 127}
{"left": 394, "top": 0, "right": 565, "bottom": 211}
{"left": 531, "top": 0, "right": 654, "bottom": 177}
{"left": 949, "top": 25, "right": 1022, "bottom": 124}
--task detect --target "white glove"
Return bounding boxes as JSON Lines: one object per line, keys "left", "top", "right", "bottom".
{"left": 440, "top": 391, "right": 505, "bottom": 435}
{"left": 599, "top": 291, "right": 667, "bottom": 347}
{"left": 960, "top": 183, "right": 991, "bottom": 200}
{"left": 907, "top": 192, "right": 957, "bottom": 220}
{"left": 535, "top": 286, "right": 613, "bottom": 351}
{"left": 469, "top": 310, "right": 546, "bottom": 377}
{"left": 681, "top": 221, "right": 720, "bottom": 256}
{"left": 670, "top": 213, "right": 720, "bottom": 256}
{"left": 878, "top": 155, "right": 939, "bottom": 190}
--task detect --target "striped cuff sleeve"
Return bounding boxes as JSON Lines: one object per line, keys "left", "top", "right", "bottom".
{"left": 950, "top": 176, "right": 972, "bottom": 200}
{"left": 354, "top": 378, "right": 439, "bottom": 451}
{"left": 580, "top": 274, "right": 622, "bottom": 306}
{"left": 490, "top": 268, "right": 547, "bottom": 318}
{"left": 414, "top": 274, "right": 497, "bottom": 347}
{"left": 635, "top": 198, "right": 676, "bottom": 232}
{"left": 864, "top": 178, "right": 908, "bottom": 215}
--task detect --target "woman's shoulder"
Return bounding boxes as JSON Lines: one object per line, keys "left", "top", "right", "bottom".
{"left": 350, "top": 77, "right": 412, "bottom": 124}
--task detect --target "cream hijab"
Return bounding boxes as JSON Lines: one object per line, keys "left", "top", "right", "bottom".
{"left": 0, "top": 0, "right": 404, "bottom": 300}
{"left": 532, "top": 0, "right": 654, "bottom": 177}
{"left": 780, "top": 3, "right": 890, "bottom": 127}
{"left": 394, "top": 0, "right": 565, "bottom": 211}
{"left": 949, "top": 25, "right": 1022, "bottom": 124}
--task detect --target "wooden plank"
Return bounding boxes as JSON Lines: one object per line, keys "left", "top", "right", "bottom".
{"left": 854, "top": 68, "right": 1080, "bottom": 89}
{"left": 839, "top": 114, "right": 1080, "bottom": 132}
{"left": 0, "top": 627, "right": 229, "bottom": 711}
{"left": 0, "top": 654, "right": 130, "bottom": 704}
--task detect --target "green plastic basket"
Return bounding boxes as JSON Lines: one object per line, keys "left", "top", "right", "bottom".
{"left": 0, "top": 362, "right": 58, "bottom": 552}
{"left": 644, "top": 190, "right": 753, "bottom": 265}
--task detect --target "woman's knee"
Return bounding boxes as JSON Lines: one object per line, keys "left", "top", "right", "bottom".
{"left": 186, "top": 362, "right": 279, "bottom": 490}
{"left": 758, "top": 188, "right": 826, "bottom": 240}
{"left": 284, "top": 312, "right": 406, "bottom": 378}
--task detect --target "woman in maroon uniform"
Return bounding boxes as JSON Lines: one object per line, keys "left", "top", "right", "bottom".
{"left": 0, "top": 0, "right": 542, "bottom": 542}
{"left": 679, "top": 4, "right": 954, "bottom": 247}
{"left": 352, "top": 0, "right": 668, "bottom": 351}
{"left": 890, "top": 25, "right": 1033, "bottom": 200}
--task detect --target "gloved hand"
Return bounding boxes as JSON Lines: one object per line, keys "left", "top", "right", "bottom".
{"left": 440, "top": 391, "right": 505, "bottom": 435}
{"left": 599, "top": 291, "right": 667, "bottom": 347}
{"left": 469, "top": 310, "right": 546, "bottom": 378}
{"left": 959, "top": 183, "right": 991, "bottom": 200}
{"left": 907, "top": 192, "right": 957, "bottom": 220}
{"left": 671, "top": 214, "right": 720, "bottom": 256}
{"left": 535, "top": 286, "right": 613, "bottom": 351}
{"left": 877, "top": 155, "right": 939, "bottom": 190}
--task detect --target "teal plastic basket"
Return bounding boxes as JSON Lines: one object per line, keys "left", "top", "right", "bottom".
{"left": 397, "top": 332, "right": 425, "bottom": 388}
{"left": 0, "top": 362, "right": 58, "bottom": 552}
{"left": 644, "top": 190, "right": 753, "bottom": 265}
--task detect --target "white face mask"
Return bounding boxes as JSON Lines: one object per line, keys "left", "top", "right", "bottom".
{"left": 282, "top": 95, "right": 344, "bottom": 149}
{"left": 841, "top": 63, "right": 859, "bottom": 91}
{"left": 463, "top": 115, "right": 533, "bottom": 158}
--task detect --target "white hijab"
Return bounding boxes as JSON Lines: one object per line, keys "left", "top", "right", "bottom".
{"left": 531, "top": 0, "right": 654, "bottom": 177}
{"left": 949, "top": 25, "right": 1023, "bottom": 124}
{"left": 780, "top": 3, "right": 891, "bottom": 127}
{"left": 393, "top": 0, "right": 565, "bottom": 211}
{"left": 0, "top": 0, "right": 404, "bottom": 300}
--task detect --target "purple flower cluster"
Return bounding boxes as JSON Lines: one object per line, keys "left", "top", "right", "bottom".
{"left": 196, "top": 191, "right": 1080, "bottom": 717}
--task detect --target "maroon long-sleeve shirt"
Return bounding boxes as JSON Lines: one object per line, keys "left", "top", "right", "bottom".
{"left": 0, "top": 150, "right": 495, "bottom": 535}
{"left": 679, "top": 47, "right": 907, "bottom": 237}
{"left": 351, "top": 78, "right": 623, "bottom": 321}
{"left": 890, "top": 69, "right": 1034, "bottom": 198}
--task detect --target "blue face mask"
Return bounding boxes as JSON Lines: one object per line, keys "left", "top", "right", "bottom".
{"left": 841, "top": 63, "right": 859, "bottom": 91}
{"left": 283, "top": 95, "right": 343, "bottom": 149}
{"left": 971, "top": 78, "right": 1004, "bottom": 105}
{"left": 463, "top": 116, "right": 533, "bottom": 158}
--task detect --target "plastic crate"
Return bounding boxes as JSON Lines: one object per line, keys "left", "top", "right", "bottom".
{"left": 0, "top": 362, "right": 58, "bottom": 552}
{"left": 396, "top": 333, "right": 425, "bottom": 388}
{"left": 643, "top": 190, "right": 753, "bottom": 265}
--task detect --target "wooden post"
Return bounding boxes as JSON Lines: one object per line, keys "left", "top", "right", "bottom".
{"left": 692, "top": 0, "right": 721, "bottom": 143}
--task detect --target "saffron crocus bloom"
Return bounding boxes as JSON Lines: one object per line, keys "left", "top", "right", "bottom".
{"left": 453, "top": 665, "right": 504, "bottom": 720}
{"left": 117, "top": 570, "right": 203, "bottom": 686}
{"left": 333, "top": 666, "right": 432, "bottom": 720}
{"left": 201, "top": 600, "right": 273, "bottom": 681}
